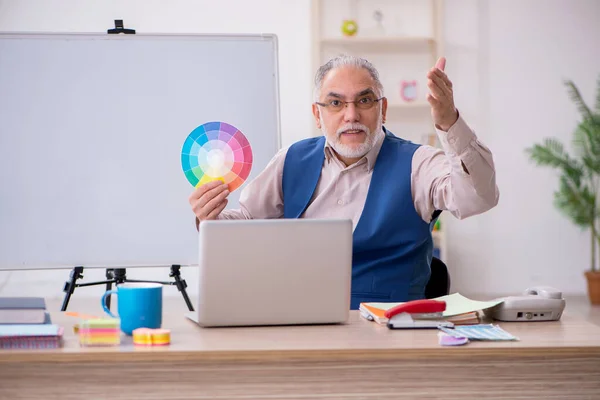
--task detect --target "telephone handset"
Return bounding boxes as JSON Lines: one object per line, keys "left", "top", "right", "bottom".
{"left": 523, "top": 286, "right": 563, "bottom": 299}
{"left": 486, "top": 286, "right": 566, "bottom": 322}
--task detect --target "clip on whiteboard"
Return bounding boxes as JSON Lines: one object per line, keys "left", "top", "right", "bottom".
{"left": 107, "top": 20, "right": 136, "bottom": 34}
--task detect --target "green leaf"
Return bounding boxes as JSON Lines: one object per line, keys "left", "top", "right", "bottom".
{"left": 582, "top": 155, "right": 600, "bottom": 175}
{"left": 526, "top": 138, "right": 567, "bottom": 168}
{"left": 526, "top": 138, "right": 584, "bottom": 185}
{"left": 565, "top": 80, "right": 594, "bottom": 122}
{"left": 573, "top": 118, "right": 600, "bottom": 174}
{"left": 553, "top": 176, "right": 596, "bottom": 227}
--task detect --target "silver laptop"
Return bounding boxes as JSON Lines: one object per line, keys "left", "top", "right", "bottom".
{"left": 186, "top": 218, "right": 352, "bottom": 327}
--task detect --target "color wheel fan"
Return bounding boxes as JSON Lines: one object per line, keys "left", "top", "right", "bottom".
{"left": 181, "top": 121, "right": 253, "bottom": 192}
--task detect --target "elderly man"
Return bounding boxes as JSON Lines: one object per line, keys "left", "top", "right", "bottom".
{"left": 189, "top": 55, "right": 499, "bottom": 309}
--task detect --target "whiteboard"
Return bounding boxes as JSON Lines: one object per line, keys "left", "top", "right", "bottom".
{"left": 0, "top": 33, "right": 281, "bottom": 270}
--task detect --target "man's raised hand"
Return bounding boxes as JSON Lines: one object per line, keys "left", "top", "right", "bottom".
{"left": 426, "top": 57, "right": 458, "bottom": 131}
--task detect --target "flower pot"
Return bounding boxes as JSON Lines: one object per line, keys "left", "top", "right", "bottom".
{"left": 585, "top": 271, "right": 600, "bottom": 305}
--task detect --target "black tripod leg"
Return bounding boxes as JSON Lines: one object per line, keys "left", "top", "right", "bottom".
{"left": 170, "top": 265, "right": 194, "bottom": 311}
{"left": 105, "top": 269, "right": 114, "bottom": 310}
{"left": 61, "top": 266, "right": 84, "bottom": 311}
{"left": 179, "top": 281, "right": 194, "bottom": 311}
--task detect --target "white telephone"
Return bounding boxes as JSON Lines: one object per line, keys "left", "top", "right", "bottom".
{"left": 486, "top": 286, "right": 566, "bottom": 322}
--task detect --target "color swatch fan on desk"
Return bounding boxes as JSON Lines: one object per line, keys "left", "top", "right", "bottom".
{"left": 181, "top": 121, "right": 253, "bottom": 192}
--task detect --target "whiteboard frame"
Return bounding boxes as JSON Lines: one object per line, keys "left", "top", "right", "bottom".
{"left": 0, "top": 32, "right": 282, "bottom": 271}
{"left": 0, "top": 31, "right": 282, "bottom": 154}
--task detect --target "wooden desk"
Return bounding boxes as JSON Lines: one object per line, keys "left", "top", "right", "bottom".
{"left": 1, "top": 298, "right": 600, "bottom": 399}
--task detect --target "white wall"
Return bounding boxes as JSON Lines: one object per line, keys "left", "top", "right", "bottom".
{"left": 444, "top": 0, "right": 600, "bottom": 297}
{"left": 0, "top": 0, "right": 597, "bottom": 301}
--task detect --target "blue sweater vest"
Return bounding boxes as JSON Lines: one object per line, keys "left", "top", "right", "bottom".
{"left": 282, "top": 129, "right": 437, "bottom": 309}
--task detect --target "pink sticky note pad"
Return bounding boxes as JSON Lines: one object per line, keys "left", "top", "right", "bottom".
{"left": 438, "top": 332, "right": 469, "bottom": 346}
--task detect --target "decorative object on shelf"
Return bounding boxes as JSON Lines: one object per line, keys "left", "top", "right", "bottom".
{"left": 373, "top": 9, "right": 386, "bottom": 36}
{"left": 400, "top": 80, "right": 418, "bottom": 102}
{"left": 525, "top": 75, "right": 600, "bottom": 304}
{"left": 341, "top": 19, "right": 358, "bottom": 37}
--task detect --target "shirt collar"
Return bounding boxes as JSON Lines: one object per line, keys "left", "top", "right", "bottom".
{"left": 323, "top": 127, "right": 387, "bottom": 171}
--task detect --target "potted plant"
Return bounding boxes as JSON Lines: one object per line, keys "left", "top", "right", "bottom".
{"left": 525, "top": 76, "right": 600, "bottom": 304}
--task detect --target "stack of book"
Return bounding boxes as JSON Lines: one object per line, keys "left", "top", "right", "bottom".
{"left": 0, "top": 297, "right": 48, "bottom": 324}
{"left": 0, "top": 296, "right": 64, "bottom": 349}
{"left": 359, "top": 293, "right": 503, "bottom": 326}
{"left": 0, "top": 324, "right": 64, "bottom": 349}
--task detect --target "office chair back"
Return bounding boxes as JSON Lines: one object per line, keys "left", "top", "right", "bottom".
{"left": 425, "top": 256, "right": 451, "bottom": 299}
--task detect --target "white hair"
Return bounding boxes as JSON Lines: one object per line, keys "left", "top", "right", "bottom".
{"left": 313, "top": 55, "right": 384, "bottom": 101}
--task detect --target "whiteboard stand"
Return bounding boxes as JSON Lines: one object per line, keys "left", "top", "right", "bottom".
{"left": 60, "top": 265, "right": 194, "bottom": 312}
{"left": 56, "top": 22, "right": 194, "bottom": 313}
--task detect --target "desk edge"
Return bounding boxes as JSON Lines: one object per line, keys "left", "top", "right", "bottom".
{"left": 2, "top": 346, "right": 600, "bottom": 364}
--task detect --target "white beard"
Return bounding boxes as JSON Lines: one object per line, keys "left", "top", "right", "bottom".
{"left": 321, "top": 113, "right": 384, "bottom": 159}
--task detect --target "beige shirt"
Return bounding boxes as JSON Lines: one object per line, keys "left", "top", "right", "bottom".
{"left": 218, "top": 114, "right": 499, "bottom": 227}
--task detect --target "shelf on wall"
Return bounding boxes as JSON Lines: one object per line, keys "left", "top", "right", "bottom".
{"left": 320, "top": 36, "right": 435, "bottom": 48}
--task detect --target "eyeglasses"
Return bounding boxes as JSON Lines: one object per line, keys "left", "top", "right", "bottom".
{"left": 315, "top": 96, "right": 383, "bottom": 112}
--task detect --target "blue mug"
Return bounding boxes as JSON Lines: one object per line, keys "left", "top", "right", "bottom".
{"left": 101, "top": 283, "right": 163, "bottom": 335}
